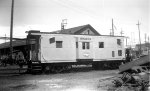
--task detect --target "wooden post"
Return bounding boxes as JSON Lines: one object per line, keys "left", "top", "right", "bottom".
{"left": 10, "top": 0, "right": 14, "bottom": 60}
{"left": 136, "top": 21, "right": 141, "bottom": 56}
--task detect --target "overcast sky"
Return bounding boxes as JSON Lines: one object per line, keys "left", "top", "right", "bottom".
{"left": 0, "top": 0, "right": 149, "bottom": 45}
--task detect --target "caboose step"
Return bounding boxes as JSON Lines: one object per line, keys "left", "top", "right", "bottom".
{"left": 27, "top": 61, "right": 42, "bottom": 73}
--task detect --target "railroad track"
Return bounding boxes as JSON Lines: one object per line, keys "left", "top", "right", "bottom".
{"left": 0, "top": 64, "right": 118, "bottom": 75}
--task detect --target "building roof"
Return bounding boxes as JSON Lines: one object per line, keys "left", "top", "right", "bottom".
{"left": 0, "top": 40, "right": 26, "bottom": 49}
{"left": 135, "top": 43, "right": 150, "bottom": 50}
{"left": 136, "top": 43, "right": 150, "bottom": 47}
{"left": 51, "top": 24, "right": 100, "bottom": 35}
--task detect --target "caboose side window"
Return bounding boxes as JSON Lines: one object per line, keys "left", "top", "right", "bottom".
{"left": 117, "top": 39, "right": 121, "bottom": 45}
{"left": 76, "top": 42, "right": 78, "bottom": 48}
{"left": 118, "top": 50, "right": 122, "bottom": 56}
{"left": 49, "top": 37, "right": 55, "bottom": 44}
{"left": 87, "top": 42, "right": 90, "bottom": 49}
{"left": 82, "top": 42, "right": 90, "bottom": 49}
{"left": 112, "top": 51, "right": 115, "bottom": 57}
{"left": 99, "top": 42, "right": 104, "bottom": 48}
{"left": 56, "top": 41, "right": 63, "bottom": 48}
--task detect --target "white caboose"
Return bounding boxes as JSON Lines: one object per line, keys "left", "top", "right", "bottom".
{"left": 26, "top": 31, "right": 125, "bottom": 73}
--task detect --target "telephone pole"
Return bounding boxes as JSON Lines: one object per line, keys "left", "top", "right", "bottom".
{"left": 136, "top": 21, "right": 141, "bottom": 56}
{"left": 10, "top": 0, "right": 14, "bottom": 60}
{"left": 145, "top": 33, "right": 147, "bottom": 43}
{"left": 5, "top": 34, "right": 6, "bottom": 43}
{"left": 120, "top": 28, "right": 124, "bottom": 36}
{"left": 112, "top": 19, "right": 114, "bottom": 36}
{"left": 148, "top": 36, "right": 149, "bottom": 60}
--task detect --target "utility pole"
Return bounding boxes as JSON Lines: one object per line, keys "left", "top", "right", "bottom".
{"left": 109, "top": 29, "right": 112, "bottom": 36}
{"left": 145, "top": 33, "right": 147, "bottom": 43}
{"left": 136, "top": 21, "right": 141, "bottom": 56}
{"left": 61, "top": 19, "right": 67, "bottom": 30}
{"left": 125, "top": 37, "right": 129, "bottom": 47}
{"left": 112, "top": 19, "right": 114, "bottom": 36}
{"left": 148, "top": 36, "right": 149, "bottom": 60}
{"left": 10, "top": 0, "right": 14, "bottom": 60}
{"left": 5, "top": 34, "right": 6, "bottom": 43}
{"left": 4, "top": 34, "right": 6, "bottom": 55}
{"left": 145, "top": 34, "right": 147, "bottom": 51}
{"left": 120, "top": 28, "right": 124, "bottom": 36}
{"left": 130, "top": 32, "right": 133, "bottom": 47}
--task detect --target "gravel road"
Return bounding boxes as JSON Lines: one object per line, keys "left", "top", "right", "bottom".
{"left": 0, "top": 65, "right": 120, "bottom": 91}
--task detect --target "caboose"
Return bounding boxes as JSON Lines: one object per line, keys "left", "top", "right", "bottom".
{"left": 26, "top": 30, "right": 125, "bottom": 73}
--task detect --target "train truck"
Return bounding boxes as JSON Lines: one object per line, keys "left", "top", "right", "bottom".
{"left": 26, "top": 30, "right": 125, "bottom": 73}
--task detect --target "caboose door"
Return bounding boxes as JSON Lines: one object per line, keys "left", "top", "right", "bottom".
{"left": 76, "top": 37, "right": 93, "bottom": 61}
{"left": 27, "top": 34, "right": 40, "bottom": 62}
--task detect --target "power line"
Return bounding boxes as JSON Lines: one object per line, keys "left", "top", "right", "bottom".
{"left": 51, "top": 0, "right": 100, "bottom": 21}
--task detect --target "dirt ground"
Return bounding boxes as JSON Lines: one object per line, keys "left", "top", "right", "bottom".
{"left": 0, "top": 65, "right": 120, "bottom": 91}
{"left": 0, "top": 65, "right": 149, "bottom": 91}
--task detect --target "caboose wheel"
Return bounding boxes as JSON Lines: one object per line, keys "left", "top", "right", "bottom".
{"left": 50, "top": 65, "right": 63, "bottom": 73}
{"left": 43, "top": 65, "right": 51, "bottom": 74}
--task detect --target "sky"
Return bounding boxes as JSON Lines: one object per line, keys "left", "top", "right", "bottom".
{"left": 0, "top": 0, "right": 149, "bottom": 45}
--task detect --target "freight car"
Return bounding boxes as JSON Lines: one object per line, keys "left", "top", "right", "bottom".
{"left": 26, "top": 31, "right": 125, "bottom": 73}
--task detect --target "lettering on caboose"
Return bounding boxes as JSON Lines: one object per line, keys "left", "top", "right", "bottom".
{"left": 80, "top": 37, "right": 91, "bottom": 40}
